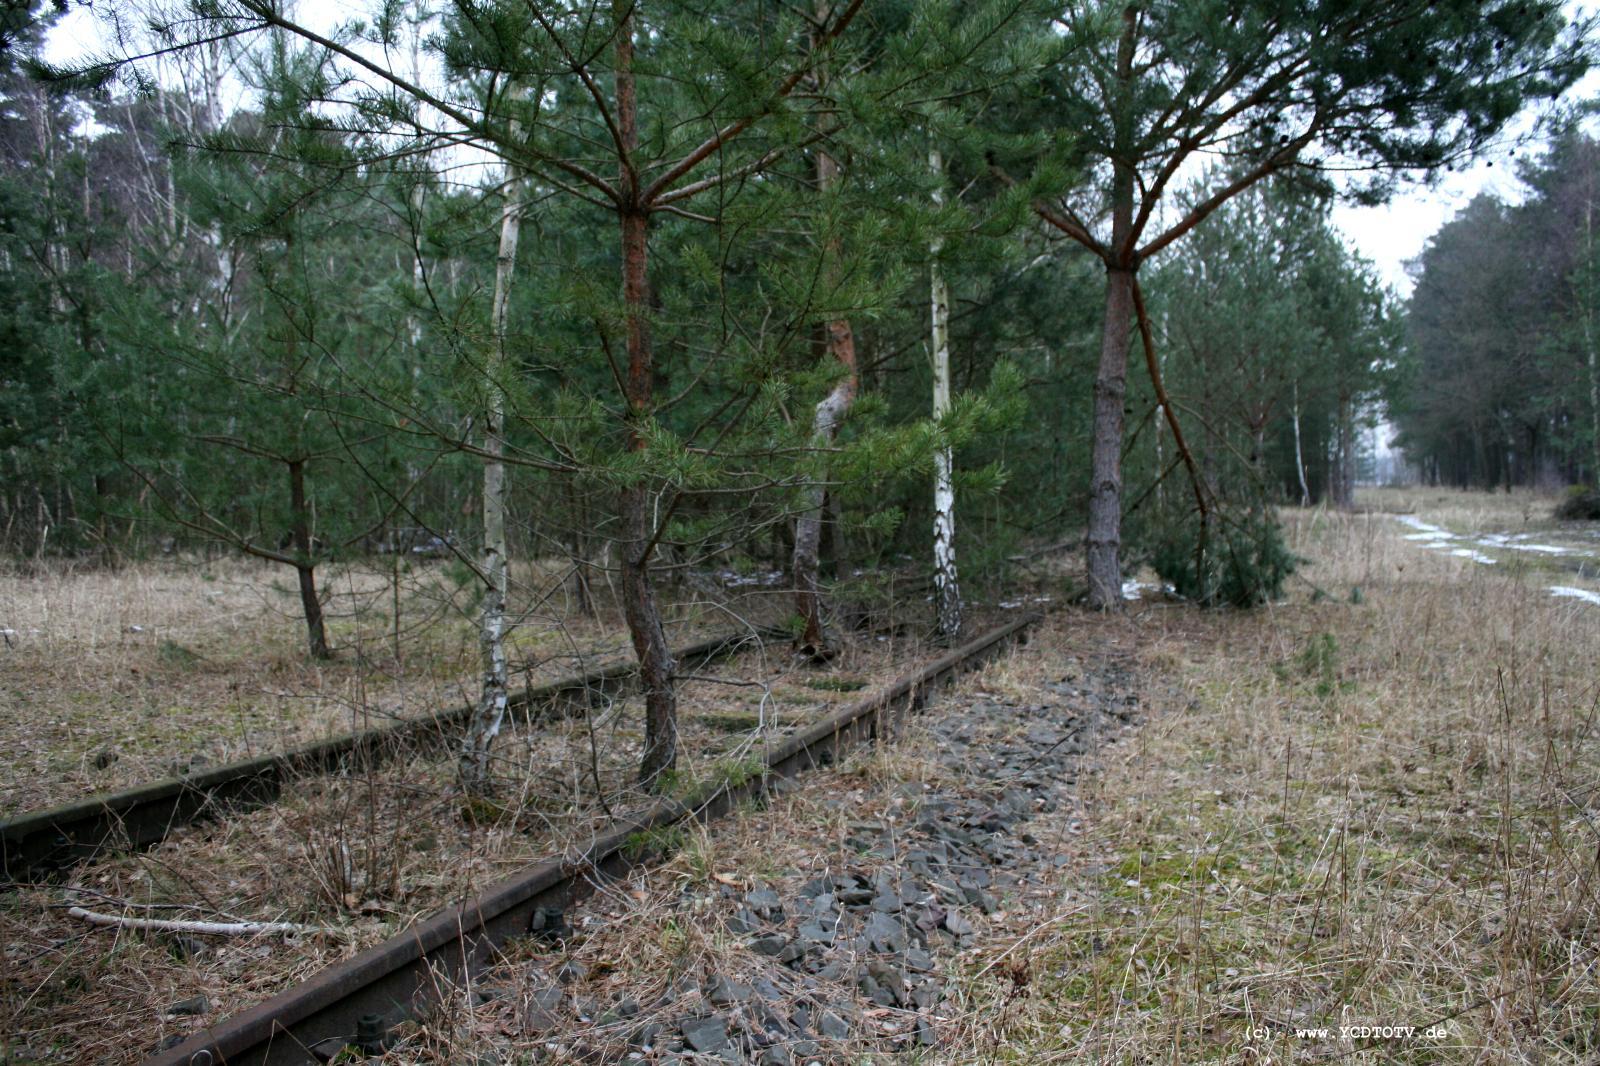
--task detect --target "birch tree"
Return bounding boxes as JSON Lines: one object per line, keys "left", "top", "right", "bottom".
{"left": 458, "top": 149, "right": 523, "bottom": 795}
{"left": 929, "top": 146, "right": 961, "bottom": 642}
{"left": 97, "top": 0, "right": 871, "bottom": 789}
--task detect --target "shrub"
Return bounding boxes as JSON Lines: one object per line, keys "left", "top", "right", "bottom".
{"left": 1554, "top": 486, "right": 1600, "bottom": 521}
{"left": 1150, "top": 508, "right": 1298, "bottom": 608}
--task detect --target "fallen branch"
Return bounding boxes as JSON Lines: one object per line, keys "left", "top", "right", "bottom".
{"left": 66, "top": 906, "right": 335, "bottom": 938}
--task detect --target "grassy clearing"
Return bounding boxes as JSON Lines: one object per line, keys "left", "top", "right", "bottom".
{"left": 0, "top": 554, "right": 762, "bottom": 814}
{"left": 960, "top": 493, "right": 1600, "bottom": 1064}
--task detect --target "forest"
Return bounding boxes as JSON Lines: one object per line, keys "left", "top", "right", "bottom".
{"left": 3, "top": 1, "right": 1600, "bottom": 1064}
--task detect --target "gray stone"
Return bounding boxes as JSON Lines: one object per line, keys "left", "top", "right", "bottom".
{"left": 861, "top": 911, "right": 907, "bottom": 953}
{"left": 944, "top": 910, "right": 975, "bottom": 937}
{"left": 813, "top": 959, "right": 848, "bottom": 982}
{"left": 836, "top": 886, "right": 872, "bottom": 906}
{"left": 797, "top": 921, "right": 834, "bottom": 944}
{"left": 164, "top": 995, "right": 209, "bottom": 1017}
{"left": 818, "top": 1011, "right": 850, "bottom": 1040}
{"left": 727, "top": 907, "right": 763, "bottom": 934}
{"left": 682, "top": 1016, "right": 730, "bottom": 1054}
{"left": 869, "top": 893, "right": 902, "bottom": 914}
{"left": 555, "top": 959, "right": 588, "bottom": 984}
{"left": 708, "top": 975, "right": 754, "bottom": 1006}
{"left": 524, "top": 985, "right": 566, "bottom": 1033}
{"left": 748, "top": 934, "right": 789, "bottom": 957}
{"left": 746, "top": 888, "right": 783, "bottom": 915}
{"left": 760, "top": 1047, "right": 794, "bottom": 1066}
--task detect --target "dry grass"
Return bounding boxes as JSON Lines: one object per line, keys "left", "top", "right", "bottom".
{"left": 8, "top": 489, "right": 1599, "bottom": 1064}
{"left": 0, "top": 554, "right": 758, "bottom": 814}
{"left": 959, "top": 493, "right": 1600, "bottom": 1063}
{"left": 0, "top": 624, "right": 936, "bottom": 1064}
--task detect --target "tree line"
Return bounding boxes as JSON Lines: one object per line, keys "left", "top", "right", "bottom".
{"left": 1395, "top": 121, "right": 1600, "bottom": 491}
{"left": 1, "top": 0, "right": 1589, "bottom": 792}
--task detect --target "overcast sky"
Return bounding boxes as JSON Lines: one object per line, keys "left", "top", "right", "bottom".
{"left": 42, "top": 1, "right": 1600, "bottom": 300}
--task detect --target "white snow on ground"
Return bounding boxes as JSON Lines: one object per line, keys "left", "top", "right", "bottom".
{"left": 1391, "top": 514, "right": 1597, "bottom": 566}
{"left": 1121, "top": 579, "right": 1148, "bottom": 600}
{"left": 1391, "top": 515, "right": 1494, "bottom": 565}
{"left": 1395, "top": 515, "right": 1448, "bottom": 535}
{"left": 1475, "top": 533, "right": 1574, "bottom": 555}
{"left": 1550, "top": 586, "right": 1600, "bottom": 607}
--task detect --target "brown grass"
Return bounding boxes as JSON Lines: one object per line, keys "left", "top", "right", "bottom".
{"left": 0, "top": 621, "right": 937, "bottom": 1064}
{"left": 0, "top": 554, "right": 762, "bottom": 814}
{"left": 956, "top": 493, "right": 1600, "bottom": 1064}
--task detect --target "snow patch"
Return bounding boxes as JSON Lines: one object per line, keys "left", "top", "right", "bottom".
{"left": 1549, "top": 586, "right": 1600, "bottom": 607}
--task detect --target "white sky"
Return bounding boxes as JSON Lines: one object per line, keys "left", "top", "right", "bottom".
{"left": 41, "top": 1, "right": 1600, "bottom": 299}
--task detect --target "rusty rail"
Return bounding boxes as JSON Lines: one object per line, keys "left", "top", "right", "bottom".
{"left": 145, "top": 614, "right": 1035, "bottom": 1066}
{"left": 2, "top": 627, "right": 778, "bottom": 884}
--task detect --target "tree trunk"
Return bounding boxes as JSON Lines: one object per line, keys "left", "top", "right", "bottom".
{"left": 929, "top": 147, "right": 961, "bottom": 642}
{"left": 614, "top": 6, "right": 678, "bottom": 788}
{"left": 1585, "top": 197, "right": 1599, "bottom": 484}
{"left": 287, "top": 458, "right": 330, "bottom": 660}
{"left": 620, "top": 207, "right": 677, "bottom": 786}
{"left": 1330, "top": 392, "right": 1356, "bottom": 509}
{"left": 1084, "top": 7, "right": 1140, "bottom": 608}
{"left": 457, "top": 154, "right": 523, "bottom": 795}
{"left": 794, "top": 355, "right": 854, "bottom": 659}
{"left": 1292, "top": 380, "right": 1310, "bottom": 505}
{"left": 792, "top": 122, "right": 857, "bottom": 658}
{"left": 1086, "top": 264, "right": 1134, "bottom": 608}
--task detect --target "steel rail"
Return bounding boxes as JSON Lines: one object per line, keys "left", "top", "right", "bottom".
{"left": 145, "top": 614, "right": 1036, "bottom": 1066}
{"left": 2, "top": 627, "right": 780, "bottom": 884}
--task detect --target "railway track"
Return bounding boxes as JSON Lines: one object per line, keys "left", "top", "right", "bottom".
{"left": 1, "top": 627, "right": 778, "bottom": 884}
{"left": 144, "top": 615, "right": 1036, "bottom": 1066}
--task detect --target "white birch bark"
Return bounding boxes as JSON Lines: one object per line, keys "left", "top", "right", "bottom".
{"left": 1585, "top": 197, "right": 1599, "bottom": 483}
{"left": 929, "top": 147, "right": 961, "bottom": 641}
{"left": 458, "top": 153, "right": 524, "bottom": 795}
{"left": 1293, "top": 380, "right": 1310, "bottom": 504}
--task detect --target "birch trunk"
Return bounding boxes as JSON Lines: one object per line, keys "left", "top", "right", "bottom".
{"left": 457, "top": 156, "right": 523, "bottom": 795}
{"left": 1586, "top": 198, "right": 1599, "bottom": 483}
{"left": 792, "top": 71, "right": 857, "bottom": 659}
{"left": 929, "top": 147, "right": 961, "bottom": 642}
{"left": 1293, "top": 380, "right": 1311, "bottom": 505}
